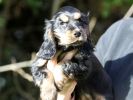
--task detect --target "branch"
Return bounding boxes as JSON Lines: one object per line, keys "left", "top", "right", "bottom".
{"left": 89, "top": 16, "right": 97, "bottom": 33}
{"left": 123, "top": 4, "right": 133, "bottom": 19}
{"left": 15, "top": 69, "right": 33, "bottom": 82}
{"left": 13, "top": 72, "right": 35, "bottom": 100}
{"left": 51, "top": 0, "right": 65, "bottom": 16}
{"left": 0, "top": 60, "right": 33, "bottom": 73}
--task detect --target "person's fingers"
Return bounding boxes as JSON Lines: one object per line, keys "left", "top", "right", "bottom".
{"left": 65, "top": 81, "right": 76, "bottom": 100}
{"left": 57, "top": 80, "right": 77, "bottom": 100}
{"left": 47, "top": 50, "right": 62, "bottom": 71}
{"left": 64, "top": 80, "right": 77, "bottom": 95}
{"left": 40, "top": 69, "right": 57, "bottom": 100}
{"left": 47, "top": 50, "right": 78, "bottom": 100}
{"left": 47, "top": 59, "right": 57, "bottom": 72}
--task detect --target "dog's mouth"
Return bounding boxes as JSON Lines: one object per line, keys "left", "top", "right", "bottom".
{"left": 58, "top": 38, "right": 85, "bottom": 47}
{"left": 69, "top": 40, "right": 84, "bottom": 46}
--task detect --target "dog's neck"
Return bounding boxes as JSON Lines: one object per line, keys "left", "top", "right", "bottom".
{"left": 57, "top": 44, "right": 81, "bottom": 52}
{"left": 54, "top": 37, "right": 84, "bottom": 51}
{"left": 61, "top": 40, "right": 94, "bottom": 56}
{"left": 55, "top": 36, "right": 94, "bottom": 56}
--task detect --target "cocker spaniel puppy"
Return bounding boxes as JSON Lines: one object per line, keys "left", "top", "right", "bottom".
{"left": 31, "top": 6, "right": 113, "bottom": 100}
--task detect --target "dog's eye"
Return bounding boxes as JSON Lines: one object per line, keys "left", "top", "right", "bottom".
{"left": 78, "top": 17, "right": 88, "bottom": 25}
{"left": 60, "top": 20, "right": 68, "bottom": 25}
{"left": 78, "top": 18, "right": 82, "bottom": 22}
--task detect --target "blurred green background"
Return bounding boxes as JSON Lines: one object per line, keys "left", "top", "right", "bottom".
{"left": 0, "top": 0, "right": 132, "bottom": 100}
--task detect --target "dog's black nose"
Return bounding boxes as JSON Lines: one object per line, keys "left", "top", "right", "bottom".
{"left": 74, "top": 32, "right": 81, "bottom": 37}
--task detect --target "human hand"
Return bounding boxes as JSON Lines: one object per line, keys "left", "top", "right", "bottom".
{"left": 47, "top": 50, "right": 77, "bottom": 100}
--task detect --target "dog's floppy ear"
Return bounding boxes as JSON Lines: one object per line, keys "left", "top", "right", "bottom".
{"left": 37, "top": 20, "right": 56, "bottom": 59}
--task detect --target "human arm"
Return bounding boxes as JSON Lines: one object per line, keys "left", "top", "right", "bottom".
{"left": 47, "top": 50, "right": 77, "bottom": 100}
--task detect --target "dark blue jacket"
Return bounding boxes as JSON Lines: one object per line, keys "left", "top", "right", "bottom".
{"left": 94, "top": 18, "right": 133, "bottom": 100}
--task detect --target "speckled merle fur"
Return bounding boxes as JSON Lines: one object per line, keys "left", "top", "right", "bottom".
{"left": 31, "top": 6, "right": 113, "bottom": 100}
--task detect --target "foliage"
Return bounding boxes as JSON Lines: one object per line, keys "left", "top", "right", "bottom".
{"left": 26, "top": 0, "right": 43, "bottom": 14}
{"left": 102, "top": 0, "right": 132, "bottom": 18}
{"left": 0, "top": 0, "right": 132, "bottom": 100}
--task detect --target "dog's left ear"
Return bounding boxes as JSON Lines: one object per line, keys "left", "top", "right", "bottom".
{"left": 85, "top": 12, "right": 94, "bottom": 52}
{"left": 37, "top": 20, "right": 56, "bottom": 59}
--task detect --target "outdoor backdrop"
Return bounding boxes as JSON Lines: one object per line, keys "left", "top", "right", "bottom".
{"left": 0, "top": 0, "right": 132, "bottom": 100}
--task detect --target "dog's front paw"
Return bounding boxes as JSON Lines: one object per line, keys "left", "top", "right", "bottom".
{"left": 62, "top": 61, "right": 89, "bottom": 80}
{"left": 31, "top": 58, "right": 48, "bottom": 86}
{"left": 61, "top": 61, "right": 77, "bottom": 79}
{"left": 32, "top": 68, "right": 48, "bottom": 86}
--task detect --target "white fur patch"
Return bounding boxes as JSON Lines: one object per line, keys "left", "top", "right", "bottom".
{"left": 35, "top": 58, "right": 46, "bottom": 67}
{"left": 74, "top": 12, "right": 81, "bottom": 19}
{"left": 60, "top": 14, "right": 69, "bottom": 22}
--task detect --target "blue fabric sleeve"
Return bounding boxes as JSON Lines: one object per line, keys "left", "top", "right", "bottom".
{"left": 94, "top": 18, "right": 133, "bottom": 100}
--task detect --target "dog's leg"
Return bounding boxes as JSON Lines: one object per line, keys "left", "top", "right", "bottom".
{"left": 38, "top": 51, "right": 64, "bottom": 100}
{"left": 31, "top": 58, "right": 47, "bottom": 86}
{"left": 61, "top": 61, "right": 91, "bottom": 80}
{"left": 47, "top": 50, "right": 77, "bottom": 91}
{"left": 40, "top": 69, "right": 57, "bottom": 100}
{"left": 31, "top": 58, "right": 58, "bottom": 100}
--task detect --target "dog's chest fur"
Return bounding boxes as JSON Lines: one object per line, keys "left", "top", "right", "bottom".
{"left": 55, "top": 45, "right": 113, "bottom": 100}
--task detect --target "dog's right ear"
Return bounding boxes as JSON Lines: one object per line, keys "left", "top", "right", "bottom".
{"left": 37, "top": 20, "right": 56, "bottom": 59}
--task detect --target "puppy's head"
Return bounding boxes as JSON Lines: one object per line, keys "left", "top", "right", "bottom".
{"left": 37, "top": 6, "right": 90, "bottom": 59}
{"left": 52, "top": 6, "right": 89, "bottom": 47}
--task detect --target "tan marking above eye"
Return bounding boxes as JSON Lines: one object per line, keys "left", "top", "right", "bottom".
{"left": 59, "top": 14, "right": 69, "bottom": 22}
{"left": 74, "top": 12, "right": 81, "bottom": 19}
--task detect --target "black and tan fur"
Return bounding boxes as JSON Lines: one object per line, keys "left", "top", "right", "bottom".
{"left": 31, "top": 6, "right": 113, "bottom": 100}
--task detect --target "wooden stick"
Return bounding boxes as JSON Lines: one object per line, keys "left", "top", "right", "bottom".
{"left": 15, "top": 69, "right": 33, "bottom": 82}
{"left": 123, "top": 4, "right": 133, "bottom": 19}
{"left": 0, "top": 60, "right": 32, "bottom": 73}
